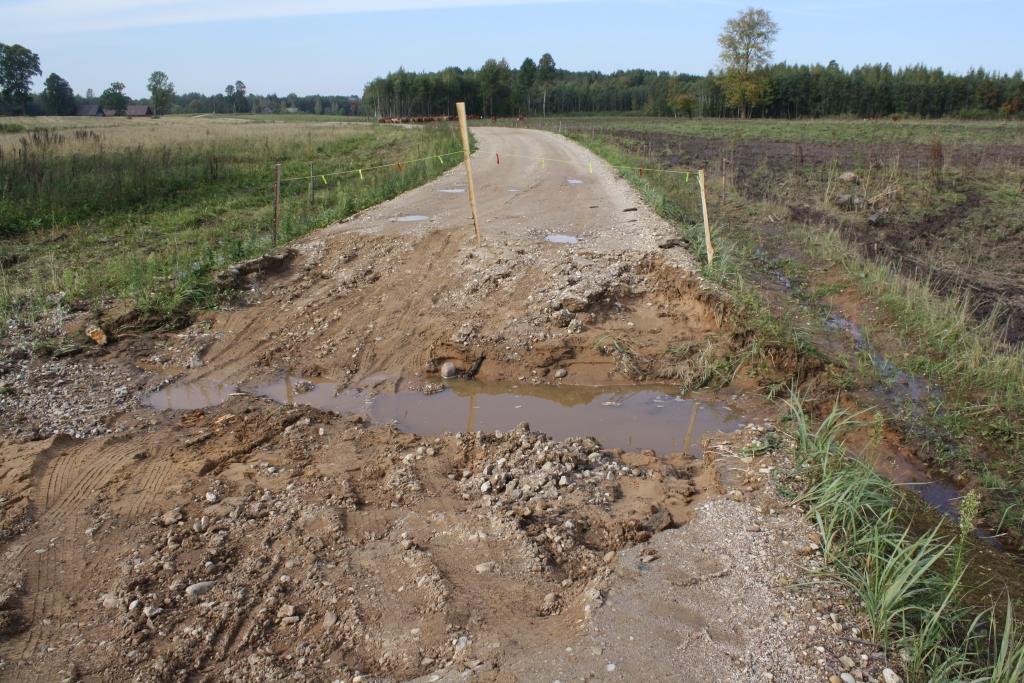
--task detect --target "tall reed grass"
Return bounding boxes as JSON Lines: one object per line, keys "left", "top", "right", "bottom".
{"left": 786, "top": 394, "right": 1024, "bottom": 683}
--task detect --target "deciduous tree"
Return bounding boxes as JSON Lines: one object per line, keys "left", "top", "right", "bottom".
{"left": 99, "top": 82, "right": 129, "bottom": 115}
{"left": 40, "top": 73, "right": 76, "bottom": 115}
{"left": 0, "top": 43, "right": 42, "bottom": 114}
{"left": 147, "top": 71, "right": 175, "bottom": 115}
{"left": 717, "top": 7, "right": 778, "bottom": 117}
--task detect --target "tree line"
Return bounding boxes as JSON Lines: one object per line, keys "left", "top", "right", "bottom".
{"left": 364, "top": 58, "right": 1024, "bottom": 120}
{"left": 0, "top": 43, "right": 364, "bottom": 117}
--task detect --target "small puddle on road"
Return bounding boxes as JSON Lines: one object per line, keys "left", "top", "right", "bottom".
{"left": 545, "top": 234, "right": 578, "bottom": 244}
{"left": 143, "top": 376, "right": 744, "bottom": 457}
{"left": 141, "top": 379, "right": 238, "bottom": 410}
{"left": 437, "top": 189, "right": 465, "bottom": 193}
{"left": 390, "top": 215, "right": 429, "bottom": 222}
{"left": 567, "top": 179, "right": 583, "bottom": 184}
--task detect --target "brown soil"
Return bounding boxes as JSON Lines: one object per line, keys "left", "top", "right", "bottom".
{"left": 610, "top": 128, "right": 1024, "bottom": 343}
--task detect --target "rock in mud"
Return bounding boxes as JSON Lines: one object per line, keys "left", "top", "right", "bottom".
{"left": 658, "top": 237, "right": 686, "bottom": 249}
{"left": 647, "top": 508, "right": 673, "bottom": 531}
{"left": 185, "top": 581, "right": 215, "bottom": 597}
{"left": 839, "top": 172, "right": 859, "bottom": 183}
{"left": 440, "top": 362, "right": 458, "bottom": 378}
{"left": 554, "top": 367, "right": 568, "bottom": 378}
{"left": 475, "top": 561, "right": 496, "bottom": 573}
{"left": 86, "top": 326, "right": 107, "bottom": 346}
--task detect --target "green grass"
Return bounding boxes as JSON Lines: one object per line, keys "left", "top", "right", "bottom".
{"left": 0, "top": 118, "right": 463, "bottom": 335}
{"left": 784, "top": 395, "right": 1024, "bottom": 683}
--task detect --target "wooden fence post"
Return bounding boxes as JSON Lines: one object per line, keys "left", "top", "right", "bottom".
{"left": 698, "top": 169, "right": 714, "bottom": 265}
{"left": 722, "top": 158, "right": 727, "bottom": 204}
{"left": 273, "top": 163, "right": 281, "bottom": 247}
{"left": 456, "top": 102, "right": 482, "bottom": 247}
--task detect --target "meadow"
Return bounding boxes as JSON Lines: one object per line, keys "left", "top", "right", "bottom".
{"left": 0, "top": 115, "right": 463, "bottom": 330}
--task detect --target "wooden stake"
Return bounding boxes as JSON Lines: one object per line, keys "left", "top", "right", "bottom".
{"left": 456, "top": 102, "right": 482, "bottom": 246}
{"left": 310, "top": 163, "right": 315, "bottom": 203}
{"left": 698, "top": 169, "right": 714, "bottom": 265}
{"left": 722, "top": 158, "right": 727, "bottom": 204}
{"left": 273, "top": 163, "right": 281, "bottom": 247}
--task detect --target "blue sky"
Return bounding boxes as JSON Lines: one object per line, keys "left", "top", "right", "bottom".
{"left": 1, "top": 0, "right": 1021, "bottom": 99}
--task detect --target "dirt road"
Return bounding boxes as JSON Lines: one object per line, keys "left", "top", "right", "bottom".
{"left": 0, "top": 128, "right": 874, "bottom": 683}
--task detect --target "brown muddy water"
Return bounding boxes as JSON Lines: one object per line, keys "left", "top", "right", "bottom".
{"left": 142, "top": 375, "right": 744, "bottom": 457}
{"left": 139, "top": 371, "right": 1010, "bottom": 550}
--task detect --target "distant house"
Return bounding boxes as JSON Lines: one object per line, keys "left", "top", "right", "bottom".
{"left": 102, "top": 109, "right": 117, "bottom": 117}
{"left": 285, "top": 107, "right": 299, "bottom": 114}
{"left": 76, "top": 104, "right": 104, "bottom": 116}
{"left": 126, "top": 105, "right": 153, "bottom": 117}
{"left": 261, "top": 106, "right": 275, "bottom": 114}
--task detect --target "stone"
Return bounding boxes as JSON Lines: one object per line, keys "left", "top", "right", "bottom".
{"left": 160, "top": 509, "right": 183, "bottom": 526}
{"left": 551, "top": 308, "right": 573, "bottom": 327}
{"left": 544, "top": 593, "right": 558, "bottom": 603}
{"left": 205, "top": 492, "right": 218, "bottom": 503}
{"left": 451, "top": 323, "right": 476, "bottom": 343}
{"left": 839, "top": 172, "right": 859, "bottom": 183}
{"left": 647, "top": 509, "right": 673, "bottom": 531}
{"left": 882, "top": 669, "right": 903, "bottom": 683}
{"left": 841, "top": 674, "right": 856, "bottom": 683}
{"left": 475, "top": 561, "right": 496, "bottom": 573}
{"left": 143, "top": 605, "right": 163, "bottom": 618}
{"left": 186, "top": 581, "right": 216, "bottom": 597}
{"left": 86, "top": 326, "right": 107, "bottom": 346}
{"left": 554, "top": 368, "right": 568, "bottom": 379}
{"left": 830, "top": 677, "right": 842, "bottom": 683}
{"left": 744, "top": 525, "right": 761, "bottom": 532}
{"left": 281, "top": 616, "right": 300, "bottom": 625}
{"left": 440, "top": 362, "right": 458, "bottom": 379}
{"left": 323, "top": 612, "right": 338, "bottom": 629}
{"left": 831, "top": 621, "right": 844, "bottom": 633}
{"left": 658, "top": 237, "right": 685, "bottom": 249}
{"left": 840, "top": 656, "right": 856, "bottom": 669}
{"left": 277, "top": 604, "right": 296, "bottom": 618}
{"left": 100, "top": 593, "right": 121, "bottom": 609}
{"left": 868, "top": 213, "right": 882, "bottom": 226}
{"left": 567, "top": 317, "right": 583, "bottom": 334}
{"left": 835, "top": 195, "right": 853, "bottom": 208}
{"left": 603, "top": 551, "right": 616, "bottom": 564}
{"left": 726, "top": 490, "right": 744, "bottom": 502}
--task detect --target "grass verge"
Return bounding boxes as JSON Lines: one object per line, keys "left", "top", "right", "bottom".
{"left": 783, "top": 394, "right": 1024, "bottom": 683}
{"left": 0, "top": 118, "right": 463, "bottom": 337}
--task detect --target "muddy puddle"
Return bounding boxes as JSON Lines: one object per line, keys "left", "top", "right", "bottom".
{"left": 391, "top": 215, "right": 429, "bottom": 222}
{"left": 141, "top": 378, "right": 238, "bottom": 410}
{"left": 545, "top": 234, "right": 579, "bottom": 244}
{"left": 145, "top": 376, "right": 744, "bottom": 456}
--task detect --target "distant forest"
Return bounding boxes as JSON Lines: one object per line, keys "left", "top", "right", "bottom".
{"left": 363, "top": 59, "right": 1024, "bottom": 120}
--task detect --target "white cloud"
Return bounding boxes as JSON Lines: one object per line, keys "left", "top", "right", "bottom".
{"left": 2, "top": 0, "right": 600, "bottom": 35}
